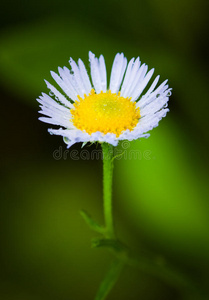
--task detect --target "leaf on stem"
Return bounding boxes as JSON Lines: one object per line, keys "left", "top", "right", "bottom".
{"left": 80, "top": 209, "right": 105, "bottom": 234}
{"left": 94, "top": 258, "right": 124, "bottom": 300}
{"left": 92, "top": 238, "right": 127, "bottom": 254}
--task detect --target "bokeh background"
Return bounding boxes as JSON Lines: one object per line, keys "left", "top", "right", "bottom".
{"left": 0, "top": 0, "right": 209, "bottom": 299}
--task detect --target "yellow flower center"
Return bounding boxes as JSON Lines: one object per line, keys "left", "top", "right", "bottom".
{"left": 70, "top": 89, "right": 140, "bottom": 137}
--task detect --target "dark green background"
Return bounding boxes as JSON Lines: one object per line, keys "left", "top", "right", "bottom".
{"left": 0, "top": 0, "right": 209, "bottom": 299}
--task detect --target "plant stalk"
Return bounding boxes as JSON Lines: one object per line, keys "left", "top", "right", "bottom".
{"left": 102, "top": 142, "right": 115, "bottom": 239}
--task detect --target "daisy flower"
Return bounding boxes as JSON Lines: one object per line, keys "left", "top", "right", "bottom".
{"left": 37, "top": 52, "right": 171, "bottom": 148}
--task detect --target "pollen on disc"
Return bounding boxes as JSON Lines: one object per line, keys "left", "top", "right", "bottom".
{"left": 71, "top": 89, "right": 140, "bottom": 137}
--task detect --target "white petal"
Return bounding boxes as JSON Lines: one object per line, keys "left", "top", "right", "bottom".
{"left": 137, "top": 79, "right": 168, "bottom": 108}
{"left": 39, "top": 116, "right": 72, "bottom": 128}
{"left": 39, "top": 105, "right": 70, "bottom": 120}
{"left": 120, "top": 58, "right": 134, "bottom": 94}
{"left": 50, "top": 71, "right": 78, "bottom": 101}
{"left": 109, "top": 53, "right": 127, "bottom": 93}
{"left": 89, "top": 51, "right": 102, "bottom": 93}
{"left": 140, "top": 96, "right": 169, "bottom": 117}
{"left": 150, "top": 79, "right": 168, "bottom": 97}
{"left": 127, "top": 63, "right": 148, "bottom": 98}
{"left": 98, "top": 55, "right": 107, "bottom": 92}
{"left": 143, "top": 75, "right": 160, "bottom": 98}
{"left": 44, "top": 80, "right": 74, "bottom": 108}
{"left": 131, "top": 68, "right": 154, "bottom": 101}
{"left": 58, "top": 66, "right": 83, "bottom": 100}
{"left": 38, "top": 104, "right": 71, "bottom": 125}
{"left": 37, "top": 93, "right": 71, "bottom": 112}
{"left": 120, "top": 57, "right": 141, "bottom": 97}
{"left": 117, "top": 57, "right": 127, "bottom": 92}
{"left": 69, "top": 58, "right": 89, "bottom": 96}
{"left": 78, "top": 58, "right": 92, "bottom": 94}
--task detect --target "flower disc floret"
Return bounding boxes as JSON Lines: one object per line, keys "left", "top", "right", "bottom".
{"left": 71, "top": 89, "right": 140, "bottom": 137}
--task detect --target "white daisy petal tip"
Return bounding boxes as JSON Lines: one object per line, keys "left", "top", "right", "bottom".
{"left": 38, "top": 52, "right": 171, "bottom": 148}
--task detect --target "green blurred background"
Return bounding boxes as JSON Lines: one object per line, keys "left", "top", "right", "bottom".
{"left": 0, "top": 0, "right": 209, "bottom": 299}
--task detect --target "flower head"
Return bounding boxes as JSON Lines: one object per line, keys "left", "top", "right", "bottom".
{"left": 37, "top": 52, "right": 171, "bottom": 148}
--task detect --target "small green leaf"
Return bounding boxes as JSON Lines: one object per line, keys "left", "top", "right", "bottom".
{"left": 94, "top": 259, "right": 124, "bottom": 300}
{"left": 81, "top": 142, "right": 88, "bottom": 148}
{"left": 112, "top": 150, "right": 125, "bottom": 162}
{"left": 80, "top": 210, "right": 105, "bottom": 234}
{"left": 92, "top": 238, "right": 127, "bottom": 254}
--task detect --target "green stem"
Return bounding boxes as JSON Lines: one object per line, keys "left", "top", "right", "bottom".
{"left": 101, "top": 143, "right": 115, "bottom": 239}
{"left": 82, "top": 143, "right": 207, "bottom": 300}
